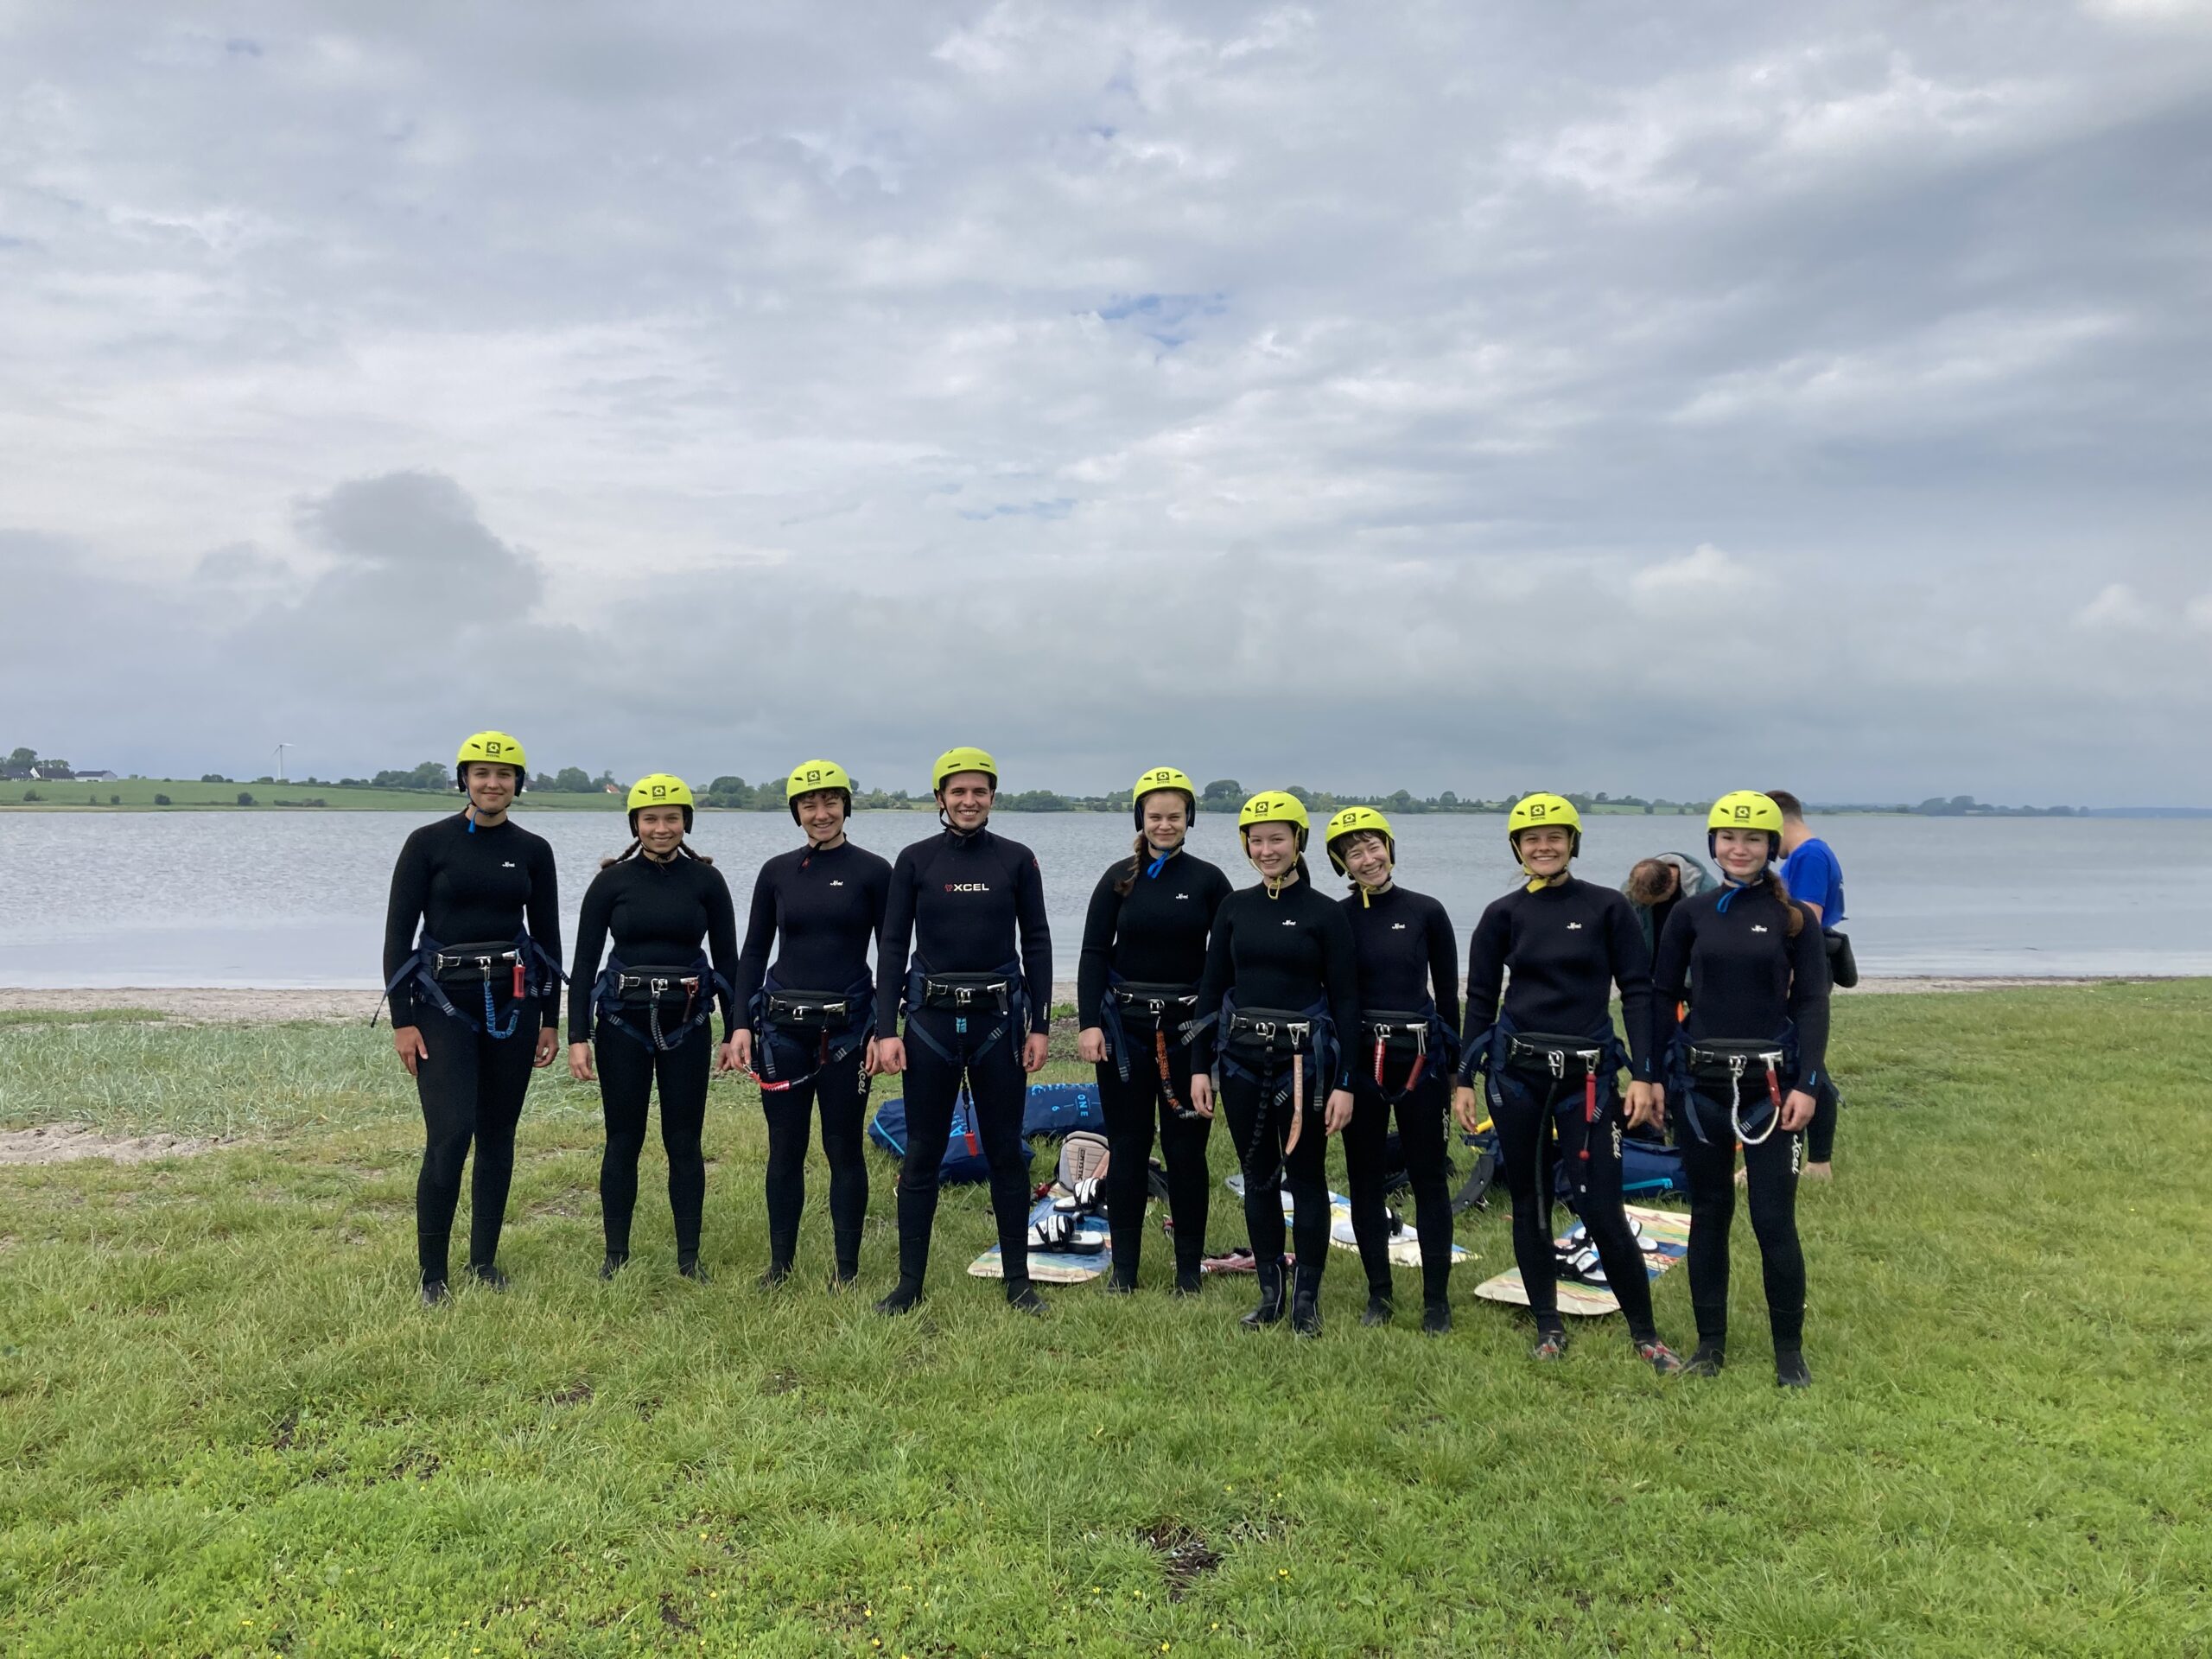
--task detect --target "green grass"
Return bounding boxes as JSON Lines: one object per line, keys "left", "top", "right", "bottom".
{"left": 1, "top": 983, "right": 2207, "bottom": 1656}
{"left": 0, "top": 1007, "right": 168, "bottom": 1030}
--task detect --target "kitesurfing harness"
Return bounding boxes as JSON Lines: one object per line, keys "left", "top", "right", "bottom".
{"left": 747, "top": 974, "right": 874, "bottom": 1092}
{"left": 1099, "top": 972, "right": 1205, "bottom": 1120}
{"left": 1357, "top": 1001, "right": 1459, "bottom": 1104}
{"left": 901, "top": 958, "right": 1028, "bottom": 1160}
{"left": 588, "top": 952, "right": 731, "bottom": 1053}
{"left": 1668, "top": 1029, "right": 1809, "bottom": 1147}
{"left": 1461, "top": 1014, "right": 1629, "bottom": 1223}
{"left": 377, "top": 931, "right": 563, "bottom": 1039}
{"left": 1214, "top": 992, "right": 1339, "bottom": 1171}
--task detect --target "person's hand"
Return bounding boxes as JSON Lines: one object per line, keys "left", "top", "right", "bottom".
{"left": 1624, "top": 1080, "right": 1662, "bottom": 1132}
{"left": 533, "top": 1027, "right": 561, "bottom": 1069}
{"left": 1781, "top": 1088, "right": 1815, "bottom": 1133}
{"left": 715, "top": 1037, "right": 742, "bottom": 1076}
{"left": 1323, "top": 1088, "right": 1355, "bottom": 1135}
{"left": 1187, "top": 1072, "right": 1214, "bottom": 1117}
{"left": 1022, "top": 1033, "right": 1050, "bottom": 1074}
{"left": 1077, "top": 1026, "right": 1107, "bottom": 1065}
{"left": 1452, "top": 1084, "right": 1483, "bottom": 1135}
{"left": 392, "top": 1025, "right": 428, "bottom": 1077}
{"left": 874, "top": 1036, "right": 906, "bottom": 1076}
{"left": 569, "top": 1042, "right": 595, "bottom": 1083}
{"left": 728, "top": 1028, "right": 754, "bottom": 1073}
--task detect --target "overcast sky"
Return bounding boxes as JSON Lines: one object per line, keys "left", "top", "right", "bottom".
{"left": 4, "top": 1, "right": 2209, "bottom": 804}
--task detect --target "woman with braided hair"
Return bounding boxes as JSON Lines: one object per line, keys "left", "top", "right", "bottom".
{"left": 1652, "top": 790, "right": 1830, "bottom": 1388}
{"left": 1076, "top": 766, "right": 1232, "bottom": 1294}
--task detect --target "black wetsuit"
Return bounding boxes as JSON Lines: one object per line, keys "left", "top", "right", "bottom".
{"left": 1339, "top": 883, "right": 1459, "bottom": 1310}
{"left": 732, "top": 838, "right": 893, "bottom": 1281}
{"left": 876, "top": 825, "right": 1053, "bottom": 1299}
{"left": 1076, "top": 845, "right": 1233, "bottom": 1289}
{"left": 1459, "top": 875, "right": 1663, "bottom": 1342}
{"left": 1653, "top": 881, "right": 1830, "bottom": 1357}
{"left": 569, "top": 849, "right": 739, "bottom": 1269}
{"left": 1193, "top": 875, "right": 1360, "bottom": 1302}
{"left": 382, "top": 811, "right": 562, "bottom": 1287}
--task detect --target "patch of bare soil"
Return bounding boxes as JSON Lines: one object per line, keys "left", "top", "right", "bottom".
{"left": 0, "top": 1122, "right": 219, "bottom": 1166}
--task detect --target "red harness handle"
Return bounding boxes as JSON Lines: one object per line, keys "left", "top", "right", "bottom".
{"left": 512, "top": 961, "right": 527, "bottom": 1001}
{"left": 1764, "top": 1059, "right": 1783, "bottom": 1111}
{"left": 1581, "top": 1067, "right": 1597, "bottom": 1160}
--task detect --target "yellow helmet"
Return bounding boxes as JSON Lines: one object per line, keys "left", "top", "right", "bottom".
{"left": 454, "top": 730, "right": 527, "bottom": 792}
{"left": 932, "top": 746, "right": 999, "bottom": 794}
{"left": 1324, "top": 805, "right": 1395, "bottom": 874}
{"left": 1707, "top": 790, "right": 1783, "bottom": 857}
{"left": 786, "top": 759, "right": 855, "bottom": 823}
{"left": 1131, "top": 765, "right": 1197, "bottom": 830}
{"left": 626, "top": 773, "right": 695, "bottom": 830}
{"left": 1237, "top": 790, "right": 1310, "bottom": 849}
{"left": 1507, "top": 791, "right": 1582, "bottom": 858}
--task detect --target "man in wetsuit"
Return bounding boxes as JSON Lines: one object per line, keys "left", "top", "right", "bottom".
{"left": 870, "top": 747, "right": 1053, "bottom": 1315}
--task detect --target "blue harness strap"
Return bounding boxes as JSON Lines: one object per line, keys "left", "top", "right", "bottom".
{"left": 378, "top": 931, "right": 561, "bottom": 1040}
{"left": 901, "top": 958, "right": 1027, "bottom": 1069}
{"left": 1667, "top": 1024, "right": 1800, "bottom": 1147}
{"left": 750, "top": 974, "right": 875, "bottom": 1091}
{"left": 1100, "top": 972, "right": 1205, "bottom": 1119}
{"left": 594, "top": 952, "right": 729, "bottom": 1052}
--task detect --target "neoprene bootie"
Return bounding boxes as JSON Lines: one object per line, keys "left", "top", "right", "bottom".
{"left": 1240, "top": 1257, "right": 1287, "bottom": 1329}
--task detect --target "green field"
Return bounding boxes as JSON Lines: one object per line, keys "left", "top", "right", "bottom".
{"left": 1, "top": 984, "right": 2206, "bottom": 1656}
{"left": 0, "top": 779, "right": 631, "bottom": 811}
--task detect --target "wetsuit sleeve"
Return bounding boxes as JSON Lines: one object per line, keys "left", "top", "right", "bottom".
{"left": 1457, "top": 901, "right": 1510, "bottom": 1080}
{"left": 1789, "top": 904, "right": 1832, "bottom": 1087}
{"left": 730, "top": 862, "right": 778, "bottom": 1014}
{"left": 381, "top": 828, "right": 433, "bottom": 1027}
{"left": 875, "top": 848, "right": 918, "bottom": 1036}
{"left": 1193, "top": 904, "right": 1235, "bottom": 1072}
{"left": 1205, "top": 864, "right": 1233, "bottom": 923}
{"left": 567, "top": 870, "right": 613, "bottom": 1045}
{"left": 1426, "top": 900, "right": 1460, "bottom": 1037}
{"left": 705, "top": 865, "right": 741, "bottom": 1041}
{"left": 1319, "top": 901, "right": 1362, "bottom": 1091}
{"left": 1016, "top": 849, "right": 1053, "bottom": 1035}
{"left": 528, "top": 836, "right": 563, "bottom": 1029}
{"left": 1607, "top": 893, "right": 1655, "bottom": 1076}
{"left": 1649, "top": 905, "right": 1693, "bottom": 1069}
{"left": 1076, "top": 867, "right": 1122, "bottom": 1029}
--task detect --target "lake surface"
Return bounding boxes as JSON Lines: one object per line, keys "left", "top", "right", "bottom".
{"left": 1, "top": 810, "right": 2205, "bottom": 988}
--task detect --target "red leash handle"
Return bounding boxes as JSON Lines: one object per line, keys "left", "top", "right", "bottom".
{"left": 1581, "top": 1066, "right": 1597, "bottom": 1160}
{"left": 1764, "top": 1059, "right": 1783, "bottom": 1110}
{"left": 1373, "top": 1038, "right": 1387, "bottom": 1089}
{"left": 513, "top": 961, "right": 526, "bottom": 1000}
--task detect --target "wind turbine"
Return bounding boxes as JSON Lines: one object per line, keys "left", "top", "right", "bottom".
{"left": 272, "top": 741, "right": 289, "bottom": 783}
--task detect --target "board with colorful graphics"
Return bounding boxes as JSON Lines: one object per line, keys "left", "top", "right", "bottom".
{"left": 969, "top": 1197, "right": 1112, "bottom": 1284}
{"left": 1471, "top": 1203, "right": 1690, "bottom": 1317}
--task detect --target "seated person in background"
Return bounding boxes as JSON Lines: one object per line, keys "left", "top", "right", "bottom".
{"left": 1624, "top": 852, "right": 1716, "bottom": 962}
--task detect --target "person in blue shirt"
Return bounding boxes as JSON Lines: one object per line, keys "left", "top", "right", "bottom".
{"left": 1768, "top": 790, "right": 1844, "bottom": 1179}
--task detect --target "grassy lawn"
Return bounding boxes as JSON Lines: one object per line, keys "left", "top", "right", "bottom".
{"left": 0, "top": 983, "right": 2206, "bottom": 1656}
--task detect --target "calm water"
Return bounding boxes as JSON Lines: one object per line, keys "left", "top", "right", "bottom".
{"left": 1, "top": 810, "right": 2205, "bottom": 987}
